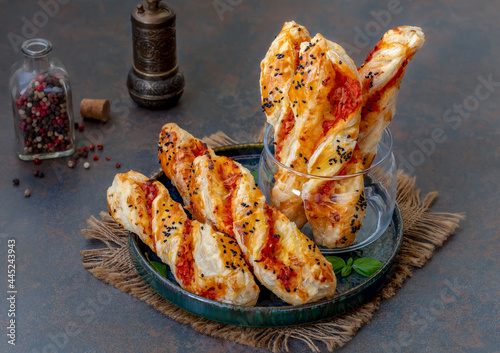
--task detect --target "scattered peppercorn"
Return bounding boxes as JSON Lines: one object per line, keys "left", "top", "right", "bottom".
{"left": 93, "top": 155, "right": 99, "bottom": 161}
{"left": 24, "top": 189, "right": 31, "bottom": 197}
{"left": 78, "top": 124, "right": 84, "bottom": 132}
{"left": 12, "top": 179, "right": 20, "bottom": 186}
{"left": 34, "top": 158, "right": 41, "bottom": 165}
{"left": 67, "top": 160, "right": 75, "bottom": 168}
{"left": 84, "top": 162, "right": 90, "bottom": 169}
{"left": 89, "top": 144, "right": 95, "bottom": 151}
{"left": 105, "top": 157, "right": 111, "bottom": 161}
{"left": 97, "top": 143, "right": 103, "bottom": 150}
{"left": 115, "top": 162, "right": 121, "bottom": 169}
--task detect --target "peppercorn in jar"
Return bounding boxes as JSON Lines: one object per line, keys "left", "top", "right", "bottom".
{"left": 9, "top": 38, "right": 75, "bottom": 160}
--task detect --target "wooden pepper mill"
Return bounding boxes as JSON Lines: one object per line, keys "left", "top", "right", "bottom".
{"left": 127, "top": 0, "right": 184, "bottom": 109}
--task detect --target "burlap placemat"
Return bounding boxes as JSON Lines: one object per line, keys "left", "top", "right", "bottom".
{"left": 80, "top": 132, "right": 464, "bottom": 352}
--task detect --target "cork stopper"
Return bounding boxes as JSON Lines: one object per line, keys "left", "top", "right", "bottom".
{"left": 80, "top": 99, "right": 110, "bottom": 122}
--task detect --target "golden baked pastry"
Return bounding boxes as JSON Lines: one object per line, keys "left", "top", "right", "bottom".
{"left": 358, "top": 25, "right": 425, "bottom": 166}
{"left": 260, "top": 21, "right": 311, "bottom": 227}
{"left": 302, "top": 26, "right": 425, "bottom": 247}
{"left": 262, "top": 32, "right": 363, "bottom": 231}
{"left": 107, "top": 170, "right": 260, "bottom": 306}
{"left": 159, "top": 124, "right": 336, "bottom": 305}
{"left": 302, "top": 153, "right": 367, "bottom": 248}
{"left": 260, "top": 21, "right": 311, "bottom": 132}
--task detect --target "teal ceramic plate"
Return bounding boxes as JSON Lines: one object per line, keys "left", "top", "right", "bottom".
{"left": 128, "top": 143, "right": 403, "bottom": 327}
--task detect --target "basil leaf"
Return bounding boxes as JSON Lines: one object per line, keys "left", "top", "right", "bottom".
{"left": 346, "top": 257, "right": 353, "bottom": 267}
{"left": 353, "top": 258, "right": 383, "bottom": 277}
{"left": 325, "top": 256, "right": 346, "bottom": 274}
{"left": 341, "top": 264, "right": 352, "bottom": 277}
{"left": 340, "top": 257, "right": 353, "bottom": 276}
{"left": 146, "top": 253, "right": 167, "bottom": 278}
{"left": 251, "top": 170, "right": 259, "bottom": 185}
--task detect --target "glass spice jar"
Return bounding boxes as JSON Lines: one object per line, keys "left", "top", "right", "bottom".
{"left": 9, "top": 38, "right": 75, "bottom": 161}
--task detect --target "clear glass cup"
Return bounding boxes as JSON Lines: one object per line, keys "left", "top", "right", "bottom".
{"left": 259, "top": 124, "right": 397, "bottom": 253}
{"left": 9, "top": 38, "right": 75, "bottom": 161}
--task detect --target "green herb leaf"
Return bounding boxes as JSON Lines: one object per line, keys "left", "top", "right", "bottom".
{"left": 353, "top": 258, "right": 383, "bottom": 277}
{"left": 251, "top": 170, "right": 259, "bottom": 185}
{"left": 145, "top": 253, "right": 167, "bottom": 278}
{"left": 325, "top": 256, "right": 346, "bottom": 274}
{"left": 346, "top": 257, "right": 353, "bottom": 267}
{"left": 341, "top": 263, "right": 352, "bottom": 277}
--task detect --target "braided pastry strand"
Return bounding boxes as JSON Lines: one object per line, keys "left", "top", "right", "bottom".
{"left": 107, "top": 170, "right": 260, "bottom": 306}
{"left": 159, "top": 124, "right": 336, "bottom": 305}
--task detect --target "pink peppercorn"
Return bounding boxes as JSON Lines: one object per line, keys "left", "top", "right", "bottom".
{"left": 115, "top": 162, "right": 121, "bottom": 169}
{"left": 78, "top": 125, "right": 84, "bottom": 132}
{"left": 93, "top": 155, "right": 99, "bottom": 161}
{"left": 89, "top": 144, "right": 95, "bottom": 151}
{"left": 97, "top": 144, "right": 103, "bottom": 150}
{"left": 34, "top": 158, "right": 41, "bottom": 165}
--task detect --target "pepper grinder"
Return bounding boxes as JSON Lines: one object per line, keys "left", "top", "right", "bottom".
{"left": 127, "top": 0, "right": 184, "bottom": 109}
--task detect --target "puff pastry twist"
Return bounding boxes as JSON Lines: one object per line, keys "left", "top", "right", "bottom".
{"left": 261, "top": 26, "right": 363, "bottom": 232}
{"left": 107, "top": 170, "right": 260, "bottom": 306}
{"left": 260, "top": 21, "right": 311, "bottom": 227}
{"left": 358, "top": 26, "right": 425, "bottom": 166}
{"left": 159, "top": 124, "right": 336, "bottom": 305}
{"left": 302, "top": 26, "right": 425, "bottom": 247}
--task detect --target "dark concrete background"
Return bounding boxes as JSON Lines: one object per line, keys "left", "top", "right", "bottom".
{"left": 0, "top": 0, "right": 498, "bottom": 352}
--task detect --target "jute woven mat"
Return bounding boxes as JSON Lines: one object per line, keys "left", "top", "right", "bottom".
{"left": 80, "top": 132, "right": 464, "bottom": 352}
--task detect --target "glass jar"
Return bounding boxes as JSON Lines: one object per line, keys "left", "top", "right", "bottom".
{"left": 259, "top": 124, "right": 397, "bottom": 254}
{"left": 9, "top": 38, "right": 75, "bottom": 161}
